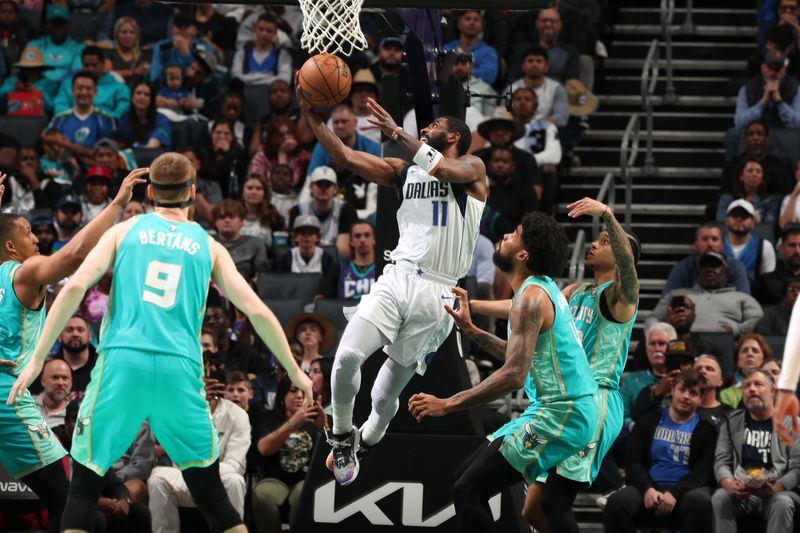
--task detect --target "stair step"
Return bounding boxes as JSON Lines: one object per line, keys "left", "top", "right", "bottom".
{"left": 559, "top": 202, "right": 706, "bottom": 216}
{"left": 568, "top": 166, "right": 721, "bottom": 179}
{"left": 605, "top": 58, "right": 747, "bottom": 71}
{"left": 574, "top": 145, "right": 725, "bottom": 167}
{"left": 609, "top": 41, "right": 754, "bottom": 61}
{"left": 613, "top": 24, "right": 756, "bottom": 37}
{"left": 560, "top": 221, "right": 701, "bottom": 247}
{"left": 590, "top": 111, "right": 732, "bottom": 132}
{"left": 582, "top": 129, "right": 724, "bottom": 142}
{"left": 600, "top": 94, "right": 736, "bottom": 107}
{"left": 603, "top": 75, "right": 736, "bottom": 96}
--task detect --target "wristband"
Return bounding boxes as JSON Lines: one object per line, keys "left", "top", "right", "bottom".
{"left": 413, "top": 143, "right": 444, "bottom": 175}
{"left": 390, "top": 126, "right": 403, "bottom": 141}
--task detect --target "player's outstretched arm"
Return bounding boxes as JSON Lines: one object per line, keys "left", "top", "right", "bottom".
{"left": 568, "top": 197, "right": 639, "bottom": 321}
{"left": 15, "top": 169, "right": 147, "bottom": 292}
{"left": 7, "top": 223, "right": 125, "bottom": 404}
{"left": 445, "top": 287, "right": 508, "bottom": 361}
{"left": 296, "top": 76, "right": 404, "bottom": 188}
{"left": 211, "top": 241, "right": 314, "bottom": 408}
{"left": 776, "top": 298, "right": 800, "bottom": 443}
{"left": 409, "top": 285, "right": 544, "bottom": 421}
{"left": 366, "top": 97, "right": 487, "bottom": 190}
{"left": 470, "top": 298, "right": 512, "bottom": 319}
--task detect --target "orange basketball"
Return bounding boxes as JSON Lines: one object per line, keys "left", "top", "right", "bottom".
{"left": 298, "top": 54, "right": 352, "bottom": 107}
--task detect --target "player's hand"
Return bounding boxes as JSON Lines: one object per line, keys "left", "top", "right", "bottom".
{"left": 6, "top": 358, "right": 42, "bottom": 405}
{"left": 566, "top": 197, "right": 610, "bottom": 219}
{"left": 365, "top": 97, "right": 399, "bottom": 138}
{"left": 444, "top": 287, "right": 475, "bottom": 335}
{"left": 0, "top": 358, "right": 15, "bottom": 369}
{"left": 408, "top": 393, "right": 451, "bottom": 422}
{"left": 654, "top": 491, "right": 676, "bottom": 516}
{"left": 111, "top": 168, "right": 149, "bottom": 207}
{"left": 294, "top": 72, "right": 313, "bottom": 112}
{"left": 643, "top": 488, "right": 662, "bottom": 509}
{"left": 776, "top": 390, "right": 800, "bottom": 444}
{"left": 312, "top": 396, "right": 328, "bottom": 429}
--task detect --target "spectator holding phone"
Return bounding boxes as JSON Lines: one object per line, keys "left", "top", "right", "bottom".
{"left": 251, "top": 375, "right": 327, "bottom": 533}
{"left": 647, "top": 252, "right": 763, "bottom": 336}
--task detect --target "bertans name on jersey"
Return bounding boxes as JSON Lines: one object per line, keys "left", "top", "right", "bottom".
{"left": 138, "top": 230, "right": 201, "bottom": 256}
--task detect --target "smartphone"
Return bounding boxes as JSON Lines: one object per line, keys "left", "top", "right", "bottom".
{"left": 670, "top": 295, "right": 685, "bottom": 309}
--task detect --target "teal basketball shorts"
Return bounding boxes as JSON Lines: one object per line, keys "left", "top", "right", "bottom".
{"left": 72, "top": 348, "right": 219, "bottom": 475}
{"left": 0, "top": 373, "right": 67, "bottom": 478}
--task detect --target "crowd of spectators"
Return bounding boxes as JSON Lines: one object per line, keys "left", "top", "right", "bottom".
{"left": 4, "top": 1, "right": 800, "bottom": 532}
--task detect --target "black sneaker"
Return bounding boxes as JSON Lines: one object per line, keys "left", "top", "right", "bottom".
{"left": 325, "top": 428, "right": 360, "bottom": 486}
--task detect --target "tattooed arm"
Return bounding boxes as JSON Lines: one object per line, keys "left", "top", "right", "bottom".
{"left": 567, "top": 197, "right": 639, "bottom": 322}
{"left": 409, "top": 285, "right": 547, "bottom": 420}
{"left": 444, "top": 287, "right": 507, "bottom": 360}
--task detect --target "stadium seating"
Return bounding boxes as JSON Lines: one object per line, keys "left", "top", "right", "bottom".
{"left": 256, "top": 272, "right": 321, "bottom": 304}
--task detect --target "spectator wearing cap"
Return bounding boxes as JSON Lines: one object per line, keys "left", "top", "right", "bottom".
{"left": 753, "top": 224, "right": 800, "bottom": 304}
{"left": 332, "top": 69, "right": 382, "bottom": 143}
{"left": 757, "top": 276, "right": 800, "bottom": 335}
{"left": 630, "top": 339, "right": 699, "bottom": 423}
{"left": 506, "top": 45, "right": 569, "bottom": 127}
{"left": 27, "top": 5, "right": 84, "bottom": 85}
{"left": 30, "top": 215, "right": 57, "bottom": 255}
{"left": 0, "top": 46, "right": 55, "bottom": 115}
{"left": 722, "top": 121, "right": 793, "bottom": 197}
{"left": 47, "top": 70, "right": 117, "bottom": 162}
{"left": 290, "top": 165, "right": 358, "bottom": 258}
{"left": 54, "top": 45, "right": 131, "bottom": 120}
{"left": 149, "top": 12, "right": 216, "bottom": 84}
{"left": 92, "top": 138, "right": 134, "bottom": 190}
{"left": 117, "top": 82, "right": 172, "bottom": 149}
{"left": 369, "top": 36, "right": 411, "bottom": 94}
{"left": 449, "top": 52, "right": 496, "bottom": 118}
{"left": 52, "top": 194, "right": 83, "bottom": 251}
{"left": 180, "top": 49, "right": 220, "bottom": 119}
{"left": 231, "top": 13, "right": 291, "bottom": 87}
{"left": 735, "top": 48, "right": 800, "bottom": 129}
{"left": 80, "top": 166, "right": 113, "bottom": 222}
{"left": 720, "top": 199, "right": 777, "bottom": 283}
{"left": 663, "top": 221, "right": 751, "bottom": 296}
{"left": 212, "top": 199, "right": 270, "bottom": 283}
{"left": 717, "top": 159, "right": 782, "bottom": 225}
{"left": 647, "top": 251, "right": 763, "bottom": 336}
{"left": 284, "top": 311, "right": 337, "bottom": 370}
{"left": 443, "top": 10, "right": 498, "bottom": 85}
{"left": 280, "top": 213, "right": 336, "bottom": 276}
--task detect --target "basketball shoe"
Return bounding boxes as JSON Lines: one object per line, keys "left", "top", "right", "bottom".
{"left": 326, "top": 427, "right": 361, "bottom": 486}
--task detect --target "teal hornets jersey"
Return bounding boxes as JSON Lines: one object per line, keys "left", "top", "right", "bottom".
{"left": 512, "top": 276, "right": 597, "bottom": 406}
{"left": 569, "top": 281, "right": 638, "bottom": 390}
{"left": 0, "top": 261, "right": 46, "bottom": 377}
{"left": 99, "top": 214, "right": 212, "bottom": 359}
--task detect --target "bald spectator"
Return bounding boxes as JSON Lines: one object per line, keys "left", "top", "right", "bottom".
{"left": 443, "top": 10, "right": 499, "bottom": 85}
{"left": 33, "top": 358, "right": 72, "bottom": 428}
{"left": 49, "top": 315, "right": 98, "bottom": 398}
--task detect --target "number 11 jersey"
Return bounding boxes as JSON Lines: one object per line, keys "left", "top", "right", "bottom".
{"left": 389, "top": 164, "right": 484, "bottom": 280}
{"left": 99, "top": 213, "right": 213, "bottom": 360}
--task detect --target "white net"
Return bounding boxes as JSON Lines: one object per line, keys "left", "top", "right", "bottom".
{"left": 298, "top": 0, "right": 369, "bottom": 56}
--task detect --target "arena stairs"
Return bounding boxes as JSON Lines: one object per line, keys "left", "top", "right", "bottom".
{"left": 557, "top": 1, "right": 755, "bottom": 529}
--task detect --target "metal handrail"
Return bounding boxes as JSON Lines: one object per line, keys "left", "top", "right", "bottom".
{"left": 568, "top": 229, "right": 586, "bottom": 281}
{"left": 641, "top": 39, "right": 659, "bottom": 175}
{"left": 660, "top": 0, "right": 677, "bottom": 103}
{"left": 620, "top": 115, "right": 640, "bottom": 229}
{"left": 682, "top": 0, "right": 695, "bottom": 33}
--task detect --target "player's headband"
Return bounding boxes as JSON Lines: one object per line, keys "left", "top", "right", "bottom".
{"left": 150, "top": 178, "right": 194, "bottom": 209}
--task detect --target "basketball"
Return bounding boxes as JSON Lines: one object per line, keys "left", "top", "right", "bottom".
{"left": 298, "top": 53, "right": 352, "bottom": 107}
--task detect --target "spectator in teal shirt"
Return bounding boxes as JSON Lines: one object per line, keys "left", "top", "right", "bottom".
{"left": 54, "top": 45, "right": 130, "bottom": 120}
{"left": 27, "top": 5, "right": 84, "bottom": 89}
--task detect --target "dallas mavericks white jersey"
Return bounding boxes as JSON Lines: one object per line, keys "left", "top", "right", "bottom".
{"left": 390, "top": 164, "right": 485, "bottom": 279}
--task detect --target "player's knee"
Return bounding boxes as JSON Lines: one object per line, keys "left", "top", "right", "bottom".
{"left": 334, "top": 346, "right": 367, "bottom": 373}
{"left": 452, "top": 473, "right": 477, "bottom": 507}
{"left": 371, "top": 388, "right": 399, "bottom": 415}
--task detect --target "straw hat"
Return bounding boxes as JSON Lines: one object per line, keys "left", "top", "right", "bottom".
{"left": 14, "top": 47, "right": 52, "bottom": 70}
{"left": 477, "top": 106, "right": 525, "bottom": 140}
{"left": 351, "top": 68, "right": 379, "bottom": 93}
{"left": 565, "top": 79, "right": 598, "bottom": 116}
{"left": 284, "top": 312, "right": 338, "bottom": 353}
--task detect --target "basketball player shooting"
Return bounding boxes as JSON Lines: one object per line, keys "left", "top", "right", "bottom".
{"left": 297, "top": 75, "right": 487, "bottom": 486}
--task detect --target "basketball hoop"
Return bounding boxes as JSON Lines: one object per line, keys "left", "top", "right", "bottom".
{"left": 297, "top": 0, "right": 369, "bottom": 56}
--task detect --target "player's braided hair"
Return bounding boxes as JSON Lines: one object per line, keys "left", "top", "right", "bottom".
{"left": 520, "top": 211, "right": 569, "bottom": 278}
